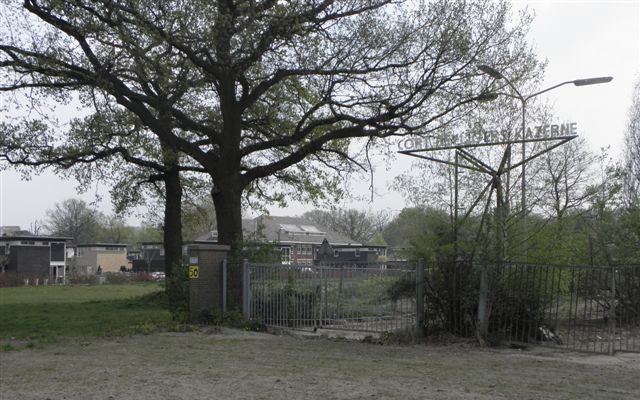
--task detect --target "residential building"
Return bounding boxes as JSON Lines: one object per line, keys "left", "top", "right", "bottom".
{"left": 130, "top": 241, "right": 214, "bottom": 272}
{"left": 198, "top": 215, "right": 387, "bottom": 265}
{"left": 0, "top": 234, "right": 69, "bottom": 280}
{"left": 131, "top": 242, "right": 165, "bottom": 272}
{"left": 69, "top": 243, "right": 129, "bottom": 274}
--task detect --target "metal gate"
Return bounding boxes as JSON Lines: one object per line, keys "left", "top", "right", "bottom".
{"left": 243, "top": 262, "right": 417, "bottom": 334}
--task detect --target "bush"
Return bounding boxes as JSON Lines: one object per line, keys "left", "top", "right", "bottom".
{"left": 67, "top": 274, "right": 99, "bottom": 285}
{"left": 0, "top": 272, "right": 58, "bottom": 287}
{"left": 251, "top": 275, "right": 320, "bottom": 328}
{"left": 487, "top": 266, "right": 555, "bottom": 343}
{"left": 166, "top": 264, "right": 190, "bottom": 322}
{"left": 403, "top": 262, "right": 555, "bottom": 343}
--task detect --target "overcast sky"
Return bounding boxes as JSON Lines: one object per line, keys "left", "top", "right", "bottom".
{"left": 1, "top": 0, "right": 639, "bottom": 231}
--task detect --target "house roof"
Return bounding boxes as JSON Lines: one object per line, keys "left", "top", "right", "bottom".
{"left": 197, "top": 215, "right": 361, "bottom": 246}
{"left": 0, "top": 235, "right": 71, "bottom": 242}
{"left": 77, "top": 243, "right": 128, "bottom": 248}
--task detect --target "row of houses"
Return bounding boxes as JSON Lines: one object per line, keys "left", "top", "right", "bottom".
{"left": 0, "top": 215, "right": 391, "bottom": 279}
{"left": 0, "top": 235, "right": 130, "bottom": 280}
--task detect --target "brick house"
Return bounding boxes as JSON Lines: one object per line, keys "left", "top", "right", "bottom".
{"left": 198, "top": 215, "right": 387, "bottom": 265}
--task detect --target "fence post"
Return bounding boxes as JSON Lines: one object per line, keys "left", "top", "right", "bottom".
{"left": 416, "top": 259, "right": 425, "bottom": 339}
{"left": 609, "top": 267, "right": 616, "bottom": 355}
{"left": 477, "top": 261, "right": 490, "bottom": 344}
{"left": 337, "top": 265, "right": 344, "bottom": 319}
{"left": 242, "top": 259, "right": 249, "bottom": 318}
{"left": 222, "top": 259, "right": 228, "bottom": 313}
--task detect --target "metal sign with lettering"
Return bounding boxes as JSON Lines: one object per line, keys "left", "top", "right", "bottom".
{"left": 189, "top": 265, "right": 199, "bottom": 279}
{"left": 397, "top": 122, "right": 578, "bottom": 151}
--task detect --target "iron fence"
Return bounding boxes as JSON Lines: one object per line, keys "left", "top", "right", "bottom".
{"left": 240, "top": 259, "right": 639, "bottom": 353}
{"left": 485, "top": 263, "right": 640, "bottom": 354}
{"left": 244, "top": 261, "right": 417, "bottom": 334}
{"left": 418, "top": 261, "right": 640, "bottom": 354}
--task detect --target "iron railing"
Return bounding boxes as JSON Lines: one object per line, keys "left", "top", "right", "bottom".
{"left": 241, "top": 260, "right": 639, "bottom": 353}
{"left": 486, "top": 263, "right": 640, "bottom": 354}
{"left": 424, "top": 261, "right": 640, "bottom": 353}
{"left": 245, "top": 262, "right": 416, "bottom": 334}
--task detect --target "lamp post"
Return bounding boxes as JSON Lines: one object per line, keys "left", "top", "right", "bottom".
{"left": 477, "top": 65, "right": 612, "bottom": 261}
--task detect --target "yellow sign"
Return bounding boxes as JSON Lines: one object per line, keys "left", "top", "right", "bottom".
{"left": 188, "top": 265, "right": 199, "bottom": 279}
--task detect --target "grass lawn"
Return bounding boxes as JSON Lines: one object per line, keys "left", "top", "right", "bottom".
{"left": 0, "top": 283, "right": 171, "bottom": 342}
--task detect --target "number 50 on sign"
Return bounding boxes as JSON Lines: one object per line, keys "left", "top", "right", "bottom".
{"left": 188, "top": 265, "right": 199, "bottom": 279}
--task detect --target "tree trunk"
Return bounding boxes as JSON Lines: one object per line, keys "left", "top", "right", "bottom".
{"left": 163, "top": 163, "right": 183, "bottom": 278}
{"left": 212, "top": 185, "right": 244, "bottom": 254}
{"left": 212, "top": 184, "right": 244, "bottom": 311}
{"left": 161, "top": 143, "right": 187, "bottom": 319}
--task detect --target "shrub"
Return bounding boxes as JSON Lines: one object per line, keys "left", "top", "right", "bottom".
{"left": 166, "top": 264, "right": 190, "bottom": 322}
{"left": 251, "top": 275, "right": 320, "bottom": 328}
{"left": 399, "top": 262, "right": 555, "bottom": 343}
{"left": 67, "top": 274, "right": 99, "bottom": 285}
{"left": 0, "top": 272, "right": 55, "bottom": 287}
{"left": 105, "top": 273, "right": 130, "bottom": 284}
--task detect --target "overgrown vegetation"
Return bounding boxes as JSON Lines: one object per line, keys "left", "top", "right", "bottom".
{"left": 194, "top": 310, "right": 264, "bottom": 332}
{"left": 251, "top": 274, "right": 319, "bottom": 327}
{"left": 166, "top": 263, "right": 190, "bottom": 322}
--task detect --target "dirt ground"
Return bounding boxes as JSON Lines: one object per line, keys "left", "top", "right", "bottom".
{"left": 1, "top": 329, "right": 639, "bottom": 400}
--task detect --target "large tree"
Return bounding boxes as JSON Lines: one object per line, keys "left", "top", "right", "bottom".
{"left": 1, "top": 0, "right": 539, "bottom": 254}
{"left": 623, "top": 78, "right": 640, "bottom": 206}
{"left": 0, "top": 107, "right": 197, "bottom": 277}
{"left": 534, "top": 136, "right": 598, "bottom": 222}
{"left": 45, "top": 198, "right": 102, "bottom": 245}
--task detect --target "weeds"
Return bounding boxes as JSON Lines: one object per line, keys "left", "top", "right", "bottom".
{"left": 195, "top": 309, "right": 265, "bottom": 332}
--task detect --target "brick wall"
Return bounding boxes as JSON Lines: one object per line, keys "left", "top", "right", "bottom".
{"left": 187, "top": 244, "right": 230, "bottom": 319}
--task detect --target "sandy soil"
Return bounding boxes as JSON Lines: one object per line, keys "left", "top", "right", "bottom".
{"left": 1, "top": 328, "right": 639, "bottom": 400}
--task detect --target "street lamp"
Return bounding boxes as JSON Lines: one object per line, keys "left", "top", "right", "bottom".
{"left": 477, "top": 64, "right": 612, "bottom": 261}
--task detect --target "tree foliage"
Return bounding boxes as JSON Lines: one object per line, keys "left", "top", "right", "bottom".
{"left": 533, "top": 137, "right": 598, "bottom": 221}
{"left": 182, "top": 194, "right": 217, "bottom": 242}
{"left": 303, "top": 208, "right": 389, "bottom": 243}
{"left": 45, "top": 198, "right": 102, "bottom": 245}
{"left": 0, "top": 0, "right": 540, "bottom": 252}
{"left": 43, "top": 197, "right": 163, "bottom": 246}
{"left": 623, "top": 78, "right": 640, "bottom": 206}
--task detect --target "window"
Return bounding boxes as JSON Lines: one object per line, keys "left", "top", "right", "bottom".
{"left": 355, "top": 249, "right": 360, "bottom": 258}
{"left": 300, "top": 244, "right": 312, "bottom": 255}
{"left": 333, "top": 250, "right": 339, "bottom": 257}
{"left": 281, "top": 247, "right": 291, "bottom": 264}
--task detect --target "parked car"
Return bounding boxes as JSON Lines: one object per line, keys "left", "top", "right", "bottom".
{"left": 150, "top": 272, "right": 165, "bottom": 281}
